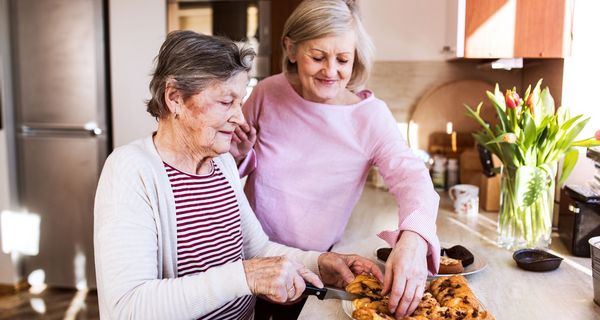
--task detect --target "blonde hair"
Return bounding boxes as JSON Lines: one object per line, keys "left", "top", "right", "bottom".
{"left": 281, "top": 0, "right": 374, "bottom": 91}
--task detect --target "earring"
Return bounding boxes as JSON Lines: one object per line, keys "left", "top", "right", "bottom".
{"left": 174, "top": 106, "right": 180, "bottom": 119}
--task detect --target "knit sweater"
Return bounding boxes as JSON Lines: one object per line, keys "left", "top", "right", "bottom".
{"left": 94, "top": 136, "right": 320, "bottom": 319}
{"left": 240, "top": 73, "right": 440, "bottom": 273}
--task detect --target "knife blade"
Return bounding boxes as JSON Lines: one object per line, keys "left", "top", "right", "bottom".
{"left": 303, "top": 283, "right": 360, "bottom": 301}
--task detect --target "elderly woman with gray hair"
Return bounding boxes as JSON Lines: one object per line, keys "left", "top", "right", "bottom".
{"left": 94, "top": 30, "right": 382, "bottom": 319}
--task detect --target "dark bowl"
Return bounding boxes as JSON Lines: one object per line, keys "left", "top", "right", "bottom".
{"left": 513, "top": 249, "right": 563, "bottom": 272}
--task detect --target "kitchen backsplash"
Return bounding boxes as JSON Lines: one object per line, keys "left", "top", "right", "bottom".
{"left": 365, "top": 59, "right": 565, "bottom": 188}
{"left": 367, "top": 60, "right": 523, "bottom": 124}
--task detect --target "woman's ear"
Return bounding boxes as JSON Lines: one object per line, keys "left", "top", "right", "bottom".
{"left": 164, "top": 80, "right": 181, "bottom": 116}
{"left": 283, "top": 37, "right": 296, "bottom": 63}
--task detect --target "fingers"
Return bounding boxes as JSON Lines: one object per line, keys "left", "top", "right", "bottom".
{"left": 298, "top": 265, "right": 324, "bottom": 289}
{"left": 247, "top": 126, "right": 257, "bottom": 143}
{"left": 387, "top": 273, "right": 406, "bottom": 315}
{"left": 289, "top": 273, "right": 305, "bottom": 301}
{"left": 234, "top": 126, "right": 249, "bottom": 142}
{"left": 357, "top": 256, "right": 384, "bottom": 282}
{"left": 404, "top": 283, "right": 425, "bottom": 318}
{"left": 382, "top": 261, "right": 393, "bottom": 295}
{"left": 393, "top": 279, "right": 420, "bottom": 318}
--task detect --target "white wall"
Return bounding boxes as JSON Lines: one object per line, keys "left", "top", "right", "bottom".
{"left": 562, "top": 0, "right": 600, "bottom": 186}
{"left": 358, "top": 0, "right": 448, "bottom": 61}
{"left": 109, "top": 0, "right": 166, "bottom": 147}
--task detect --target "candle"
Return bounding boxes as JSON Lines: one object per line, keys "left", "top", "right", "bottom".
{"left": 451, "top": 131, "right": 457, "bottom": 152}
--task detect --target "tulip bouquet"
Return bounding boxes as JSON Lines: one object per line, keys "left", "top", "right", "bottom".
{"left": 466, "top": 80, "right": 600, "bottom": 249}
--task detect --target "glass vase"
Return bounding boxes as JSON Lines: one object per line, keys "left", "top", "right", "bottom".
{"left": 497, "top": 163, "right": 557, "bottom": 250}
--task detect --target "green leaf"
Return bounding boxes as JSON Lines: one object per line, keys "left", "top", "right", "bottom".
{"left": 497, "top": 107, "right": 510, "bottom": 132}
{"left": 558, "top": 148, "right": 579, "bottom": 185}
{"left": 515, "top": 165, "right": 550, "bottom": 207}
{"left": 560, "top": 114, "right": 583, "bottom": 131}
{"left": 556, "top": 106, "right": 569, "bottom": 127}
{"left": 571, "top": 138, "right": 600, "bottom": 148}
{"left": 559, "top": 117, "right": 590, "bottom": 151}
{"left": 540, "top": 88, "right": 555, "bottom": 117}
{"left": 523, "top": 112, "right": 537, "bottom": 149}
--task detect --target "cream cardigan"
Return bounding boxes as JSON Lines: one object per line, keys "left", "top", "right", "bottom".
{"left": 94, "top": 136, "right": 320, "bottom": 319}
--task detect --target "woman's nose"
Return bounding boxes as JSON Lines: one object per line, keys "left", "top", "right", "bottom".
{"left": 230, "top": 104, "right": 245, "bottom": 125}
{"left": 323, "top": 59, "right": 337, "bottom": 77}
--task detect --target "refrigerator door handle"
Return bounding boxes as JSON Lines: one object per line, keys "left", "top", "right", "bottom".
{"left": 21, "top": 123, "right": 104, "bottom": 136}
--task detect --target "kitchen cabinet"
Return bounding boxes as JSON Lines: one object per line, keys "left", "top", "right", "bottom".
{"left": 446, "top": 0, "right": 573, "bottom": 58}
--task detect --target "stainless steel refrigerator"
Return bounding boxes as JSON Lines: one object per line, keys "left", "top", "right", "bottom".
{"left": 2, "top": 0, "right": 109, "bottom": 288}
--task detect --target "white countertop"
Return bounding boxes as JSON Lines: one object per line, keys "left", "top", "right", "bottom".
{"left": 297, "top": 186, "right": 600, "bottom": 319}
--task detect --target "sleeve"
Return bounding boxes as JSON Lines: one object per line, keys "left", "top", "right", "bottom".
{"left": 219, "top": 153, "right": 321, "bottom": 275}
{"left": 237, "top": 148, "right": 257, "bottom": 178}
{"left": 94, "top": 153, "right": 252, "bottom": 320}
{"left": 238, "top": 83, "right": 263, "bottom": 177}
{"left": 367, "top": 105, "right": 441, "bottom": 275}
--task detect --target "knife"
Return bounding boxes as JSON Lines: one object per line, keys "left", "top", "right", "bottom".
{"left": 303, "top": 283, "right": 360, "bottom": 301}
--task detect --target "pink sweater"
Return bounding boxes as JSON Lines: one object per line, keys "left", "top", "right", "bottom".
{"left": 240, "top": 74, "right": 440, "bottom": 273}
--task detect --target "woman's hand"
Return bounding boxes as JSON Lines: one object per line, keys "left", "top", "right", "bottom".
{"left": 381, "top": 231, "right": 429, "bottom": 319}
{"left": 317, "top": 252, "right": 383, "bottom": 288}
{"left": 230, "top": 123, "right": 257, "bottom": 164}
{"left": 243, "top": 256, "right": 323, "bottom": 303}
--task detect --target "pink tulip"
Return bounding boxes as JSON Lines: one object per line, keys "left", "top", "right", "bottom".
{"left": 595, "top": 130, "right": 600, "bottom": 140}
{"left": 505, "top": 90, "right": 520, "bottom": 109}
{"left": 502, "top": 133, "right": 517, "bottom": 144}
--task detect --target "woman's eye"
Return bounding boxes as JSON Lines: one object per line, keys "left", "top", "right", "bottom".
{"left": 220, "top": 101, "right": 233, "bottom": 106}
{"left": 312, "top": 57, "right": 324, "bottom": 62}
{"left": 338, "top": 58, "right": 349, "bottom": 64}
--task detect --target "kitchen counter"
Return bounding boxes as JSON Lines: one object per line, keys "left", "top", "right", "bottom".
{"left": 298, "top": 186, "right": 600, "bottom": 319}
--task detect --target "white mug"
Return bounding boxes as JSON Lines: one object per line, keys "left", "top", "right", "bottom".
{"left": 448, "top": 184, "right": 479, "bottom": 215}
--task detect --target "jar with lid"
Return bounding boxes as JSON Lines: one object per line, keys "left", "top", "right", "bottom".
{"left": 446, "top": 158, "right": 459, "bottom": 188}
{"left": 431, "top": 156, "right": 447, "bottom": 192}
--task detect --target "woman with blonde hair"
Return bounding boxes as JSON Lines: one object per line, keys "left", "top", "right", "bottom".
{"left": 231, "top": 0, "right": 441, "bottom": 319}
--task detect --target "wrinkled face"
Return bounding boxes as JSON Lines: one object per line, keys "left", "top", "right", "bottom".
{"left": 178, "top": 72, "right": 248, "bottom": 156}
{"left": 288, "top": 32, "right": 356, "bottom": 104}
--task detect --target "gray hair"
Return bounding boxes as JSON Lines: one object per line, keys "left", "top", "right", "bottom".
{"left": 281, "top": 0, "right": 374, "bottom": 91}
{"left": 147, "top": 30, "right": 255, "bottom": 119}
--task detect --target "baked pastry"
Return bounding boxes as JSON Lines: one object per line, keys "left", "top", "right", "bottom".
{"left": 444, "top": 245, "right": 475, "bottom": 267}
{"left": 348, "top": 274, "right": 494, "bottom": 320}
{"left": 346, "top": 274, "right": 384, "bottom": 299}
{"left": 347, "top": 274, "right": 394, "bottom": 320}
{"left": 438, "top": 256, "right": 464, "bottom": 274}
{"left": 429, "top": 276, "right": 494, "bottom": 319}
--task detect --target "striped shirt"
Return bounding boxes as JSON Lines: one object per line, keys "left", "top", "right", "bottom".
{"left": 165, "top": 161, "right": 254, "bottom": 320}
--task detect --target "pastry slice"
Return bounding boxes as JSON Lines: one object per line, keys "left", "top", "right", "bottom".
{"left": 439, "top": 256, "right": 464, "bottom": 274}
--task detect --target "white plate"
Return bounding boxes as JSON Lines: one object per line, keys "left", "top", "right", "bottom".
{"left": 374, "top": 244, "right": 488, "bottom": 278}
{"left": 341, "top": 300, "right": 354, "bottom": 319}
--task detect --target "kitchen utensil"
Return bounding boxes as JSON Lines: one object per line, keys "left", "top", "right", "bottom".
{"left": 512, "top": 249, "right": 563, "bottom": 272}
{"left": 589, "top": 236, "right": 600, "bottom": 306}
{"left": 303, "top": 284, "right": 359, "bottom": 301}
{"left": 448, "top": 184, "right": 479, "bottom": 215}
{"left": 558, "top": 185, "right": 600, "bottom": 257}
{"left": 477, "top": 143, "right": 495, "bottom": 177}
